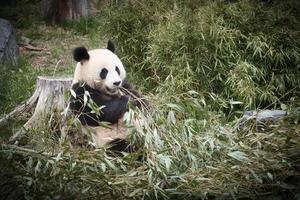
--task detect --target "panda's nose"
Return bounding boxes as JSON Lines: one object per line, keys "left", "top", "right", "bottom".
{"left": 113, "top": 81, "right": 121, "bottom": 86}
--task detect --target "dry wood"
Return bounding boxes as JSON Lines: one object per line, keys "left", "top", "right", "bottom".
{"left": 40, "top": 0, "right": 89, "bottom": 22}
{"left": 8, "top": 76, "right": 72, "bottom": 143}
{"left": 21, "top": 44, "right": 47, "bottom": 51}
{"left": 0, "top": 88, "right": 39, "bottom": 128}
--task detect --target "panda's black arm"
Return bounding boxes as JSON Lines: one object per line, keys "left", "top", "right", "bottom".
{"left": 70, "top": 82, "right": 129, "bottom": 124}
{"left": 98, "top": 96, "right": 129, "bottom": 123}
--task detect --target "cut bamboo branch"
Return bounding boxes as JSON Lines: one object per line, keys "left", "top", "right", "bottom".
{"left": 8, "top": 76, "right": 73, "bottom": 143}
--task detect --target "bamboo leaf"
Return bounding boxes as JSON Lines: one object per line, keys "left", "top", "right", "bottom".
{"left": 228, "top": 151, "right": 250, "bottom": 163}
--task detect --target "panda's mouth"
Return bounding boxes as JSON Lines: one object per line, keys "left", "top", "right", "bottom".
{"left": 94, "top": 80, "right": 120, "bottom": 96}
{"left": 106, "top": 86, "right": 118, "bottom": 94}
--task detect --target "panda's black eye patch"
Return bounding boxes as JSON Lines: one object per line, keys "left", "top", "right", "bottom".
{"left": 100, "top": 68, "right": 108, "bottom": 79}
{"left": 115, "top": 66, "right": 120, "bottom": 75}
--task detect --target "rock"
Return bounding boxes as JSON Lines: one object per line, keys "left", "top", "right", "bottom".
{"left": 0, "top": 18, "right": 19, "bottom": 64}
{"left": 241, "top": 110, "right": 288, "bottom": 122}
{"left": 238, "top": 110, "right": 288, "bottom": 130}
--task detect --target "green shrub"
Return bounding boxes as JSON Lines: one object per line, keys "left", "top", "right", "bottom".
{"left": 0, "top": 61, "right": 37, "bottom": 114}
{"left": 101, "top": 0, "right": 300, "bottom": 109}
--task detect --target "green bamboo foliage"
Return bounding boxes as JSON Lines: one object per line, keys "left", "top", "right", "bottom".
{"left": 103, "top": 0, "right": 299, "bottom": 109}
{"left": 1, "top": 96, "right": 299, "bottom": 199}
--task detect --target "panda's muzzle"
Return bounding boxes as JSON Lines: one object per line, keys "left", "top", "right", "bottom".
{"left": 106, "top": 86, "right": 118, "bottom": 93}
{"left": 94, "top": 80, "right": 121, "bottom": 96}
{"left": 107, "top": 81, "right": 121, "bottom": 93}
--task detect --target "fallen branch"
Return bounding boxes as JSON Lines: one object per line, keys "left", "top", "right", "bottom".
{"left": 1, "top": 144, "right": 95, "bottom": 165}
{"left": 19, "top": 43, "right": 47, "bottom": 51}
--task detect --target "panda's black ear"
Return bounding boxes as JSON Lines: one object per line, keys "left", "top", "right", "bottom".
{"left": 107, "top": 40, "right": 115, "bottom": 53}
{"left": 73, "top": 47, "right": 89, "bottom": 62}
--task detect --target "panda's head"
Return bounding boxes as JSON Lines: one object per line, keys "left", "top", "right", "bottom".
{"left": 72, "top": 41, "right": 126, "bottom": 96}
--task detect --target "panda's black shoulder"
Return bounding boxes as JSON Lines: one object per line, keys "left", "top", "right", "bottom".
{"left": 71, "top": 82, "right": 84, "bottom": 95}
{"left": 71, "top": 82, "right": 95, "bottom": 96}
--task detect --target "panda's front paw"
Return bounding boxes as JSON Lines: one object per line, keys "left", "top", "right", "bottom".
{"left": 120, "top": 95, "right": 129, "bottom": 103}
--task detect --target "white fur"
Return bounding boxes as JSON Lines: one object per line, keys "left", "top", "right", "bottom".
{"left": 82, "top": 118, "right": 128, "bottom": 147}
{"left": 73, "top": 49, "right": 126, "bottom": 90}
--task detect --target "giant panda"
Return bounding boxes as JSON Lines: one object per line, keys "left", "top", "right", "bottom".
{"left": 69, "top": 40, "right": 147, "bottom": 153}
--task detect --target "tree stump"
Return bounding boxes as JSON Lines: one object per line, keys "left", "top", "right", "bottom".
{"left": 2, "top": 76, "right": 73, "bottom": 143}
{"left": 40, "top": 0, "right": 90, "bottom": 22}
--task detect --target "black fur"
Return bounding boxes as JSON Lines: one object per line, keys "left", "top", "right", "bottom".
{"left": 107, "top": 40, "right": 115, "bottom": 53}
{"left": 70, "top": 82, "right": 129, "bottom": 126}
{"left": 108, "top": 138, "right": 135, "bottom": 155}
{"left": 100, "top": 68, "right": 108, "bottom": 79}
{"left": 115, "top": 66, "right": 120, "bottom": 75}
{"left": 73, "top": 47, "right": 89, "bottom": 62}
